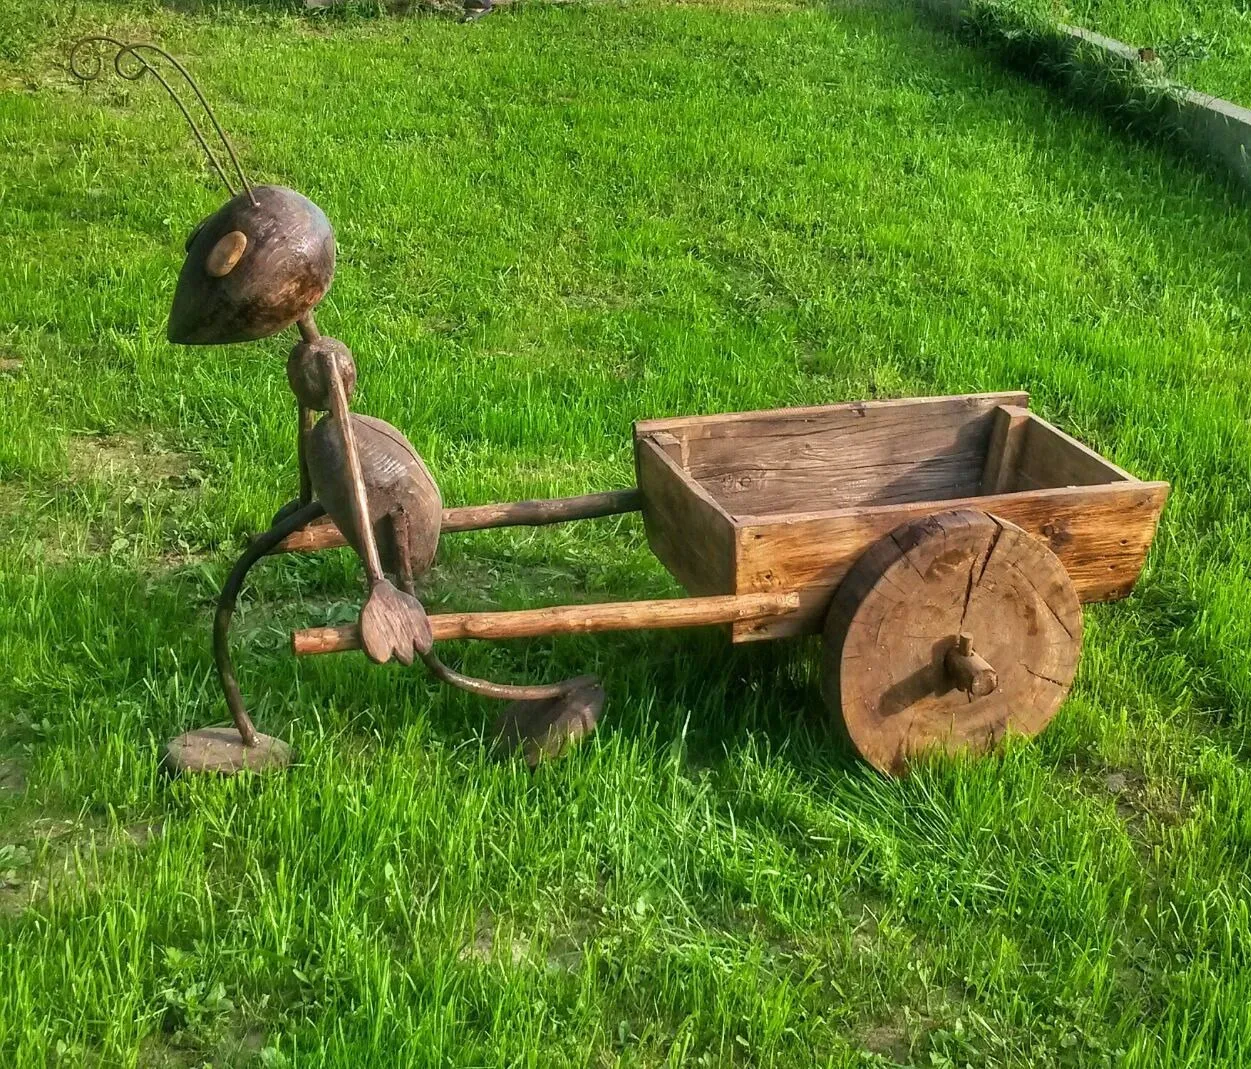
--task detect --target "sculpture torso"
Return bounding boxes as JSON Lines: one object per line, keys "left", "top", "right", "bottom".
{"left": 308, "top": 413, "right": 442, "bottom": 582}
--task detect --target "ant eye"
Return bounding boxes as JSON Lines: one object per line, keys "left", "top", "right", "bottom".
{"left": 205, "top": 230, "right": 248, "bottom": 278}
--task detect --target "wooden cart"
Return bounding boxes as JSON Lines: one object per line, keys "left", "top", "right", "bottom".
{"left": 287, "top": 392, "right": 1168, "bottom": 774}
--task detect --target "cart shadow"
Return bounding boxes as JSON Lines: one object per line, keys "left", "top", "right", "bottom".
{"left": 570, "top": 628, "right": 865, "bottom": 775}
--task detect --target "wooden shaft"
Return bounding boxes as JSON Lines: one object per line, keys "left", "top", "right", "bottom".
{"left": 292, "top": 591, "right": 800, "bottom": 656}
{"left": 273, "top": 488, "right": 642, "bottom": 555}
{"left": 442, "top": 488, "right": 642, "bottom": 533}
{"left": 944, "top": 633, "right": 998, "bottom": 697}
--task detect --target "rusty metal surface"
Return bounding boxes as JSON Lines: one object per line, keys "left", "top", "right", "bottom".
{"left": 214, "top": 502, "right": 327, "bottom": 747}
{"left": 69, "top": 36, "right": 255, "bottom": 202}
{"left": 492, "top": 680, "right": 605, "bottom": 768}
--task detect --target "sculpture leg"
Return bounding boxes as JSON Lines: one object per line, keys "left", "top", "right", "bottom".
{"left": 392, "top": 509, "right": 417, "bottom": 597}
{"left": 270, "top": 405, "right": 317, "bottom": 526}
{"left": 163, "top": 501, "right": 327, "bottom": 776}
{"left": 381, "top": 512, "right": 605, "bottom": 765}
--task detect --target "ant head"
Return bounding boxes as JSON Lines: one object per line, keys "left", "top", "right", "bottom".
{"left": 169, "top": 185, "right": 335, "bottom": 345}
{"left": 69, "top": 38, "right": 335, "bottom": 346}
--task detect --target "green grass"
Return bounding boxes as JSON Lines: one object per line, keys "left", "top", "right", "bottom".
{"left": 981, "top": 0, "right": 1251, "bottom": 105}
{"left": 3, "top": 0, "right": 1251, "bottom": 1064}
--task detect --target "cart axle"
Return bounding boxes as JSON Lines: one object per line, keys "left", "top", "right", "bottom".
{"left": 944, "top": 633, "right": 998, "bottom": 697}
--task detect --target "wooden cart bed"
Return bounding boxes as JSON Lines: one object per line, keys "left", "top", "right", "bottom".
{"left": 633, "top": 392, "right": 1169, "bottom": 642}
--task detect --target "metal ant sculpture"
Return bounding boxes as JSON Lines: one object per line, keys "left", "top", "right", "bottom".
{"left": 70, "top": 38, "right": 603, "bottom": 774}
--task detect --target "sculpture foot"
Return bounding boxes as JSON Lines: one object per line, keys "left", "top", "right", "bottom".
{"left": 161, "top": 727, "right": 293, "bottom": 776}
{"left": 491, "top": 679, "right": 604, "bottom": 769}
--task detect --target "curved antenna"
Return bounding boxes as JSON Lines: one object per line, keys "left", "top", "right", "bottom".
{"left": 69, "top": 36, "right": 256, "bottom": 205}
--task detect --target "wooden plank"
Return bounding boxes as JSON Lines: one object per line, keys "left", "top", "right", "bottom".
{"left": 1013, "top": 413, "right": 1134, "bottom": 490}
{"left": 730, "top": 480, "right": 1170, "bottom": 641}
{"left": 634, "top": 436, "right": 736, "bottom": 595}
{"left": 649, "top": 430, "right": 686, "bottom": 467}
{"left": 980, "top": 404, "right": 1030, "bottom": 495}
{"left": 273, "top": 489, "right": 642, "bottom": 554}
{"left": 633, "top": 391, "right": 1029, "bottom": 440}
{"left": 637, "top": 393, "right": 1030, "bottom": 517}
{"left": 293, "top": 591, "right": 801, "bottom": 656}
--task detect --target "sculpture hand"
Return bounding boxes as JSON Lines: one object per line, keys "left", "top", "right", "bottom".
{"left": 359, "top": 580, "right": 434, "bottom": 666}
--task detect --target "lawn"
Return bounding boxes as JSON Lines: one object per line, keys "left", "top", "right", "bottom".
{"left": 3, "top": 0, "right": 1251, "bottom": 1065}
{"left": 987, "top": 0, "right": 1251, "bottom": 106}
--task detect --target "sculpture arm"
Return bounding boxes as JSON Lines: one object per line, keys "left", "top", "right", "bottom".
{"left": 325, "top": 360, "right": 433, "bottom": 665}
{"left": 326, "top": 365, "right": 385, "bottom": 585}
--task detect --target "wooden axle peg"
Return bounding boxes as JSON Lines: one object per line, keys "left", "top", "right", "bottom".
{"left": 944, "top": 633, "right": 998, "bottom": 697}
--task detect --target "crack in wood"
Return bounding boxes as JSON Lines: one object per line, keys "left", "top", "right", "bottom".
{"left": 889, "top": 530, "right": 929, "bottom": 581}
{"left": 975, "top": 521, "right": 1004, "bottom": 588}
{"left": 1022, "top": 663, "right": 1067, "bottom": 688}
{"left": 1006, "top": 557, "right": 1078, "bottom": 642}
{"left": 959, "top": 526, "right": 1000, "bottom": 632}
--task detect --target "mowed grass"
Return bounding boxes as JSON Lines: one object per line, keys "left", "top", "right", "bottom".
{"left": 3, "top": 0, "right": 1251, "bottom": 1064}
{"left": 991, "top": 0, "right": 1251, "bottom": 106}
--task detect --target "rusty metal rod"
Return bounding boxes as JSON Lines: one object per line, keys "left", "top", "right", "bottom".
{"left": 272, "top": 487, "right": 642, "bottom": 555}
{"left": 293, "top": 591, "right": 800, "bottom": 656}
{"left": 216, "top": 501, "right": 327, "bottom": 746}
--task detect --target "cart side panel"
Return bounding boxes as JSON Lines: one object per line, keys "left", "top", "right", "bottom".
{"left": 729, "top": 480, "right": 1170, "bottom": 641}
{"left": 635, "top": 392, "right": 1030, "bottom": 516}
{"left": 981, "top": 406, "right": 1135, "bottom": 495}
{"left": 635, "top": 436, "right": 736, "bottom": 596}
{"left": 1011, "top": 413, "right": 1137, "bottom": 489}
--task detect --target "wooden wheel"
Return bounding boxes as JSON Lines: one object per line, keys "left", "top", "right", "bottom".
{"left": 822, "top": 509, "right": 1082, "bottom": 775}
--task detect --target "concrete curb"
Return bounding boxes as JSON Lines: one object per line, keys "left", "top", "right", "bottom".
{"left": 919, "top": 0, "right": 1251, "bottom": 188}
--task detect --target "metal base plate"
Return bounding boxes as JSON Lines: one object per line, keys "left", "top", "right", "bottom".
{"left": 161, "top": 727, "right": 293, "bottom": 776}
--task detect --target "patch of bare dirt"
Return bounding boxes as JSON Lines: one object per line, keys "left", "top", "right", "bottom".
{"left": 0, "top": 812, "right": 163, "bottom": 915}
{"left": 126, "top": 821, "right": 164, "bottom": 847}
{"left": 68, "top": 433, "right": 193, "bottom": 487}
{"left": 1101, "top": 767, "right": 1193, "bottom": 829}
{"left": 859, "top": 1019, "right": 912, "bottom": 1062}
{"left": 137, "top": 1020, "right": 273, "bottom": 1069}
{"left": 0, "top": 759, "right": 24, "bottom": 795}
{"left": 459, "top": 911, "right": 586, "bottom": 972}
{"left": 459, "top": 912, "right": 532, "bottom": 966}
{"left": 31, "top": 431, "right": 216, "bottom": 570}
{"left": 0, "top": 481, "right": 26, "bottom": 518}
{"left": 1058, "top": 752, "right": 1196, "bottom": 847}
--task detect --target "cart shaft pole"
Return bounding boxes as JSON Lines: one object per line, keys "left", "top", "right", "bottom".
{"left": 273, "top": 488, "right": 642, "bottom": 554}
{"left": 292, "top": 591, "right": 800, "bottom": 656}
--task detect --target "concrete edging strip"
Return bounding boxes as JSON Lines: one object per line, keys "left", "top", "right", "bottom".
{"left": 919, "top": 0, "right": 1251, "bottom": 188}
